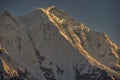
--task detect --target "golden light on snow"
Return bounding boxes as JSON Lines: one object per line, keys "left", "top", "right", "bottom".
{"left": 41, "top": 6, "right": 120, "bottom": 78}
{"left": 0, "top": 6, "right": 120, "bottom": 79}
{"left": 2, "top": 60, "right": 18, "bottom": 77}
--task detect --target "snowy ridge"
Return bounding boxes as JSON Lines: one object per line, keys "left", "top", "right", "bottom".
{"left": 0, "top": 11, "right": 43, "bottom": 79}
{"left": 0, "top": 6, "right": 120, "bottom": 80}
{"left": 41, "top": 6, "right": 120, "bottom": 78}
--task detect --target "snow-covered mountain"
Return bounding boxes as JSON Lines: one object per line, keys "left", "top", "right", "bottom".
{"left": 0, "top": 6, "right": 120, "bottom": 80}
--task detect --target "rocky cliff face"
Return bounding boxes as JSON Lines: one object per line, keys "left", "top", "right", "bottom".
{"left": 0, "top": 6, "right": 120, "bottom": 80}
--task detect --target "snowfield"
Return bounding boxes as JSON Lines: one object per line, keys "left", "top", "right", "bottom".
{"left": 0, "top": 6, "right": 120, "bottom": 80}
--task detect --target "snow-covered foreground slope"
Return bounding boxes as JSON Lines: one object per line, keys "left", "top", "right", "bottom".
{"left": 0, "top": 6, "right": 120, "bottom": 80}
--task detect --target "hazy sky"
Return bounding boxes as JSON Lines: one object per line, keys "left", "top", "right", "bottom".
{"left": 0, "top": 0, "right": 120, "bottom": 45}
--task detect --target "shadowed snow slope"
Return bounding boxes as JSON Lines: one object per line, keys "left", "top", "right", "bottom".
{"left": 0, "top": 6, "right": 120, "bottom": 80}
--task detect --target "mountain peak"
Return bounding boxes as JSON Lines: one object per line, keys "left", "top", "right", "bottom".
{"left": 40, "top": 6, "right": 120, "bottom": 78}
{"left": 1, "top": 11, "right": 12, "bottom": 17}
{"left": 41, "top": 6, "right": 57, "bottom": 11}
{"left": 0, "top": 7, "right": 120, "bottom": 79}
{"left": 41, "top": 6, "right": 66, "bottom": 16}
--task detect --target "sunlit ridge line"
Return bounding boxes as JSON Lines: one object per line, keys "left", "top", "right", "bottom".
{"left": 41, "top": 7, "right": 120, "bottom": 78}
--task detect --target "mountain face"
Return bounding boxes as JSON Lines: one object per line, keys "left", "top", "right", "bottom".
{"left": 0, "top": 6, "right": 120, "bottom": 80}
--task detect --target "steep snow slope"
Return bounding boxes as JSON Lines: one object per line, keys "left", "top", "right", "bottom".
{"left": 0, "top": 11, "right": 44, "bottom": 79}
{"left": 41, "top": 6, "right": 120, "bottom": 78}
{"left": 0, "top": 6, "right": 120, "bottom": 80}
{"left": 18, "top": 8, "right": 93, "bottom": 80}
